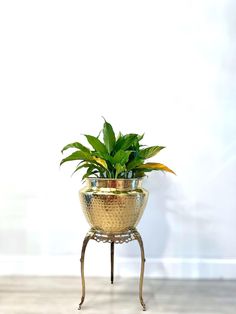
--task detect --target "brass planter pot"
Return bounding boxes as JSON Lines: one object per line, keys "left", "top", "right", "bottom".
{"left": 79, "top": 178, "right": 149, "bottom": 233}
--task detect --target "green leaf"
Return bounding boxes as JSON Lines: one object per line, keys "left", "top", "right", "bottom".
{"left": 91, "top": 151, "right": 112, "bottom": 163}
{"left": 61, "top": 142, "right": 90, "bottom": 154}
{"left": 96, "top": 129, "right": 102, "bottom": 139}
{"left": 115, "top": 163, "right": 126, "bottom": 178}
{"left": 133, "top": 170, "right": 145, "bottom": 177}
{"left": 126, "top": 157, "right": 144, "bottom": 171}
{"left": 116, "top": 131, "right": 123, "bottom": 141}
{"left": 60, "top": 150, "right": 93, "bottom": 166}
{"left": 137, "top": 162, "right": 176, "bottom": 175}
{"left": 71, "top": 162, "right": 90, "bottom": 176}
{"left": 113, "top": 150, "right": 132, "bottom": 165}
{"left": 139, "top": 146, "right": 165, "bottom": 159}
{"left": 137, "top": 133, "right": 144, "bottom": 141}
{"left": 82, "top": 166, "right": 98, "bottom": 180}
{"left": 114, "top": 134, "right": 138, "bottom": 151}
{"left": 84, "top": 135, "right": 107, "bottom": 153}
{"left": 103, "top": 119, "right": 116, "bottom": 153}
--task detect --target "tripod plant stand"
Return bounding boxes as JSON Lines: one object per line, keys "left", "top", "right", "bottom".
{"left": 78, "top": 227, "right": 146, "bottom": 311}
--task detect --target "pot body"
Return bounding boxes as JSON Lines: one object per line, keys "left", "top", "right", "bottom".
{"left": 79, "top": 178, "right": 149, "bottom": 233}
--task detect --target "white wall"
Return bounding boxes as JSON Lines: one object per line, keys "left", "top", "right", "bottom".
{"left": 0, "top": 0, "right": 236, "bottom": 278}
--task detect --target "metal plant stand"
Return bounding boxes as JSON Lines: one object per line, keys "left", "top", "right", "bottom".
{"left": 78, "top": 227, "right": 146, "bottom": 311}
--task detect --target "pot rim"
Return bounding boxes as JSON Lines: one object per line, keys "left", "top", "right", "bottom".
{"left": 86, "top": 176, "right": 146, "bottom": 181}
{"left": 85, "top": 177, "right": 147, "bottom": 189}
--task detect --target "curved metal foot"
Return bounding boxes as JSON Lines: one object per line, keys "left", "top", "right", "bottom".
{"left": 78, "top": 295, "right": 85, "bottom": 310}
{"left": 141, "top": 299, "right": 146, "bottom": 311}
{"left": 134, "top": 230, "right": 146, "bottom": 311}
{"left": 78, "top": 230, "right": 94, "bottom": 310}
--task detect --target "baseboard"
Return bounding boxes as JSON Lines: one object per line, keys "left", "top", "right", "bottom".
{"left": 117, "top": 257, "right": 236, "bottom": 279}
{"left": 0, "top": 256, "right": 236, "bottom": 279}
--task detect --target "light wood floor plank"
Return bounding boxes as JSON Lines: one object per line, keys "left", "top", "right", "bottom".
{"left": 0, "top": 277, "right": 235, "bottom": 313}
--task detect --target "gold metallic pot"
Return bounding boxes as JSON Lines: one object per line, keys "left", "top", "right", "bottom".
{"left": 79, "top": 178, "right": 149, "bottom": 233}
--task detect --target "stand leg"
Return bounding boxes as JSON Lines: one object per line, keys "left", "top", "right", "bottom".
{"left": 78, "top": 231, "right": 94, "bottom": 310}
{"left": 134, "top": 231, "right": 146, "bottom": 311}
{"left": 111, "top": 241, "right": 114, "bottom": 284}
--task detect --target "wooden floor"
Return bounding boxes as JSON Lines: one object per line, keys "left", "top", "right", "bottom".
{"left": 0, "top": 277, "right": 235, "bottom": 314}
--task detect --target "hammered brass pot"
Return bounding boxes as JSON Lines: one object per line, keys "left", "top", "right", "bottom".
{"left": 79, "top": 178, "right": 149, "bottom": 233}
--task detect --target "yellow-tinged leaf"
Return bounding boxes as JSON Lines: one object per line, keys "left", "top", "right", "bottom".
{"left": 93, "top": 157, "right": 108, "bottom": 169}
{"left": 137, "top": 162, "right": 176, "bottom": 175}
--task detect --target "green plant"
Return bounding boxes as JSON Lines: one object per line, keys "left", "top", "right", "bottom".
{"left": 60, "top": 119, "right": 175, "bottom": 179}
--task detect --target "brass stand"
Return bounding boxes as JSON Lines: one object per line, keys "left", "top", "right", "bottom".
{"left": 78, "top": 228, "right": 146, "bottom": 311}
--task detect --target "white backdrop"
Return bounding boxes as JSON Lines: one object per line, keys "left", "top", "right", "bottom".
{"left": 0, "top": 0, "right": 235, "bottom": 278}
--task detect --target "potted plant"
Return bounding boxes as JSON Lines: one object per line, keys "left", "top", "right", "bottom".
{"left": 60, "top": 118, "right": 175, "bottom": 234}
